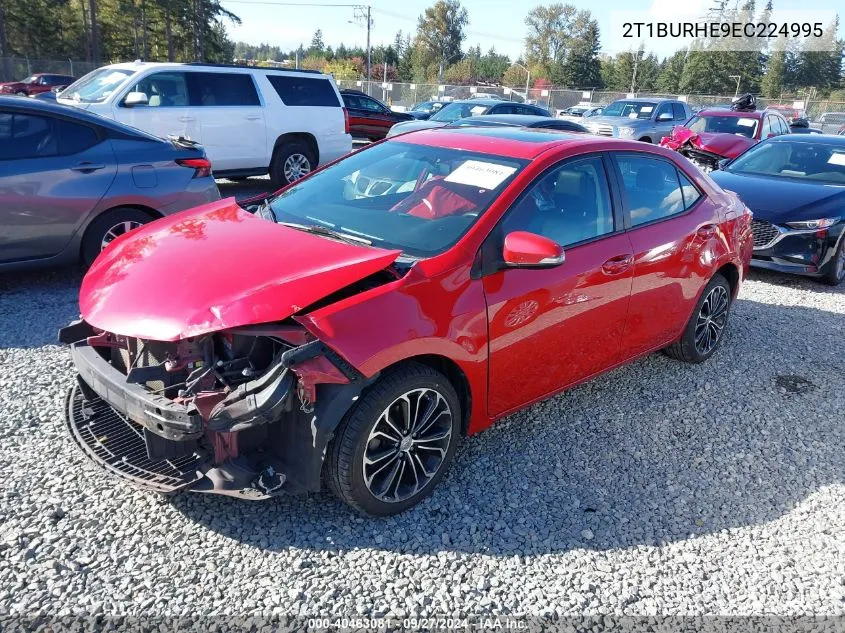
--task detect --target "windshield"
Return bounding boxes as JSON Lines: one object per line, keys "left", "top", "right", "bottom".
{"left": 21, "top": 76, "right": 37, "bottom": 84}
{"left": 728, "top": 140, "right": 845, "bottom": 184}
{"left": 566, "top": 107, "right": 587, "bottom": 116}
{"left": 412, "top": 102, "right": 434, "bottom": 111}
{"left": 430, "top": 102, "right": 491, "bottom": 123}
{"left": 60, "top": 67, "right": 134, "bottom": 103}
{"left": 267, "top": 141, "right": 526, "bottom": 257}
{"left": 688, "top": 114, "right": 758, "bottom": 138}
{"left": 602, "top": 100, "right": 657, "bottom": 119}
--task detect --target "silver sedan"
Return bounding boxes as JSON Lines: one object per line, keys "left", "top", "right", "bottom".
{"left": 0, "top": 96, "right": 219, "bottom": 270}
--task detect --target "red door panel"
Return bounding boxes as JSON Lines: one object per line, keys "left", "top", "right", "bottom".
{"left": 483, "top": 232, "right": 634, "bottom": 417}
{"left": 620, "top": 198, "right": 727, "bottom": 358}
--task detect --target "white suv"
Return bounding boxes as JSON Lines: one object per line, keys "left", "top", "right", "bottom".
{"left": 58, "top": 62, "right": 352, "bottom": 186}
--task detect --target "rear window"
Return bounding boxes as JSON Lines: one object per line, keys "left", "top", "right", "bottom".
{"left": 187, "top": 72, "right": 259, "bottom": 106}
{"left": 267, "top": 75, "right": 340, "bottom": 107}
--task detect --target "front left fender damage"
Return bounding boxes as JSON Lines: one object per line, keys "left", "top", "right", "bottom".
{"left": 60, "top": 318, "right": 370, "bottom": 499}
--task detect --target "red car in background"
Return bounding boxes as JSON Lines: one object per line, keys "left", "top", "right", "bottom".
{"left": 0, "top": 73, "right": 76, "bottom": 96}
{"left": 61, "top": 127, "right": 752, "bottom": 516}
{"left": 340, "top": 89, "right": 414, "bottom": 141}
{"left": 660, "top": 104, "right": 791, "bottom": 172}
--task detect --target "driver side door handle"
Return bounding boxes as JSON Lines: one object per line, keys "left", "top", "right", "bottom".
{"left": 70, "top": 162, "right": 106, "bottom": 173}
{"left": 602, "top": 254, "right": 634, "bottom": 275}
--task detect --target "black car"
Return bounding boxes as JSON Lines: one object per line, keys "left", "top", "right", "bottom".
{"left": 340, "top": 89, "right": 413, "bottom": 141}
{"left": 790, "top": 118, "right": 823, "bottom": 134}
{"left": 711, "top": 135, "right": 845, "bottom": 285}
{"left": 447, "top": 114, "right": 588, "bottom": 133}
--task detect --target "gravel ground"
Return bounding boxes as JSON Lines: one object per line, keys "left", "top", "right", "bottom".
{"left": 1, "top": 202, "right": 844, "bottom": 618}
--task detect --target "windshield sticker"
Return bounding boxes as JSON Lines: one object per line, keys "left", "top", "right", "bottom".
{"left": 445, "top": 160, "right": 517, "bottom": 189}
{"left": 639, "top": 106, "right": 653, "bottom": 113}
{"left": 827, "top": 152, "right": 845, "bottom": 166}
{"left": 737, "top": 118, "right": 756, "bottom": 127}
{"left": 470, "top": 105, "right": 487, "bottom": 115}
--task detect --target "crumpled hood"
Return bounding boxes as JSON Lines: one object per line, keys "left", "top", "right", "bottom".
{"left": 660, "top": 126, "right": 757, "bottom": 159}
{"left": 80, "top": 199, "right": 401, "bottom": 341}
{"left": 0, "top": 81, "right": 24, "bottom": 91}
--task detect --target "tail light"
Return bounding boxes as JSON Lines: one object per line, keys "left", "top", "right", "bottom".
{"left": 342, "top": 107, "right": 350, "bottom": 135}
{"left": 176, "top": 157, "right": 212, "bottom": 178}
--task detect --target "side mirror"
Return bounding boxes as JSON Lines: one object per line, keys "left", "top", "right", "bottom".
{"left": 123, "top": 91, "right": 149, "bottom": 107}
{"left": 657, "top": 112, "right": 673, "bottom": 122}
{"left": 717, "top": 158, "right": 731, "bottom": 171}
{"left": 503, "top": 231, "right": 564, "bottom": 268}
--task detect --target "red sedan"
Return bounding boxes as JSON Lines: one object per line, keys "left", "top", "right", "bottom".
{"left": 61, "top": 127, "right": 752, "bottom": 515}
{"left": 0, "top": 73, "right": 76, "bottom": 96}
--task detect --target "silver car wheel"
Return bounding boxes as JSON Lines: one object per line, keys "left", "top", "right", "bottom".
{"left": 283, "top": 153, "right": 311, "bottom": 182}
{"left": 362, "top": 387, "right": 453, "bottom": 503}
{"left": 101, "top": 220, "right": 143, "bottom": 250}
{"left": 694, "top": 285, "right": 729, "bottom": 355}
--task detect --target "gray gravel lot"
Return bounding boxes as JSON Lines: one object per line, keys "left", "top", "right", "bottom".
{"left": 1, "top": 184, "right": 844, "bottom": 617}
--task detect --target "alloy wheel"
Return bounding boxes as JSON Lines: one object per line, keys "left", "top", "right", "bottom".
{"left": 283, "top": 153, "right": 311, "bottom": 182}
{"left": 362, "top": 388, "right": 453, "bottom": 503}
{"left": 694, "top": 285, "right": 730, "bottom": 355}
{"left": 100, "top": 220, "right": 143, "bottom": 250}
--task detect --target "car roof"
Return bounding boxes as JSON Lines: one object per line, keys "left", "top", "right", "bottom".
{"left": 97, "top": 61, "right": 327, "bottom": 77}
{"left": 443, "top": 98, "right": 505, "bottom": 106}
{"left": 395, "top": 125, "right": 641, "bottom": 159}
{"left": 611, "top": 97, "right": 674, "bottom": 103}
{"left": 765, "top": 133, "right": 845, "bottom": 146}
{"left": 696, "top": 108, "right": 764, "bottom": 119}
{"left": 455, "top": 114, "right": 558, "bottom": 126}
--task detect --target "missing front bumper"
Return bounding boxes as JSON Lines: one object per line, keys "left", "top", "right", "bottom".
{"left": 65, "top": 381, "right": 209, "bottom": 493}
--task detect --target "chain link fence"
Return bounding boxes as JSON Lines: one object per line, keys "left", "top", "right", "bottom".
{"left": 341, "top": 79, "right": 845, "bottom": 133}
{"left": 0, "top": 57, "right": 97, "bottom": 82}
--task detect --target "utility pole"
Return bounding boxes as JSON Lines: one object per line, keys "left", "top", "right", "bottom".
{"left": 0, "top": 0, "right": 10, "bottom": 81}
{"left": 366, "top": 5, "right": 371, "bottom": 91}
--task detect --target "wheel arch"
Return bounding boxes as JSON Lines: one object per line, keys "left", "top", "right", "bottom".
{"left": 272, "top": 132, "right": 320, "bottom": 166}
{"left": 715, "top": 261, "right": 740, "bottom": 299}
{"left": 385, "top": 354, "right": 473, "bottom": 437}
{"left": 79, "top": 204, "right": 161, "bottom": 257}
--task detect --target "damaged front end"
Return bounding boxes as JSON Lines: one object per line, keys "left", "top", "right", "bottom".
{"left": 659, "top": 126, "right": 755, "bottom": 173}
{"left": 60, "top": 320, "right": 368, "bottom": 499}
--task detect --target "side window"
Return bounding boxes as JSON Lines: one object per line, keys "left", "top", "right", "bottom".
{"left": 492, "top": 104, "right": 516, "bottom": 115}
{"left": 187, "top": 72, "right": 260, "bottom": 106}
{"left": 359, "top": 97, "right": 386, "bottom": 113}
{"left": 616, "top": 154, "right": 688, "bottom": 226}
{"left": 677, "top": 170, "right": 702, "bottom": 209}
{"left": 0, "top": 113, "right": 95, "bottom": 159}
{"left": 655, "top": 103, "right": 673, "bottom": 120}
{"left": 128, "top": 72, "right": 189, "bottom": 107}
{"left": 267, "top": 75, "right": 341, "bottom": 107}
{"left": 761, "top": 115, "right": 773, "bottom": 138}
{"left": 672, "top": 103, "right": 687, "bottom": 121}
{"left": 777, "top": 117, "right": 789, "bottom": 135}
{"left": 501, "top": 156, "right": 615, "bottom": 247}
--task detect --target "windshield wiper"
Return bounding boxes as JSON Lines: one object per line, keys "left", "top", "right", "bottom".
{"left": 278, "top": 222, "right": 373, "bottom": 246}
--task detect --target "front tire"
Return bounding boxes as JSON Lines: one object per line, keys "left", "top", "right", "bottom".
{"left": 326, "top": 363, "right": 461, "bottom": 516}
{"left": 81, "top": 207, "right": 153, "bottom": 267}
{"left": 269, "top": 140, "right": 315, "bottom": 188}
{"left": 821, "top": 238, "right": 845, "bottom": 286}
{"left": 664, "top": 274, "right": 732, "bottom": 363}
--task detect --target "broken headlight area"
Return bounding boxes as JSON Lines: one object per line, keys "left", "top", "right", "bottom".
{"left": 678, "top": 147, "right": 723, "bottom": 173}
{"left": 60, "top": 319, "right": 362, "bottom": 500}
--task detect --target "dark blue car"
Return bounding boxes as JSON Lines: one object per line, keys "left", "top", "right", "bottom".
{"left": 711, "top": 135, "right": 845, "bottom": 285}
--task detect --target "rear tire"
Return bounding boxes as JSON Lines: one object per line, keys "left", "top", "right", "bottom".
{"left": 81, "top": 207, "right": 154, "bottom": 267}
{"left": 269, "top": 140, "right": 315, "bottom": 188}
{"left": 326, "top": 362, "right": 461, "bottom": 516}
{"left": 821, "top": 238, "right": 845, "bottom": 286}
{"left": 664, "top": 274, "right": 732, "bottom": 364}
